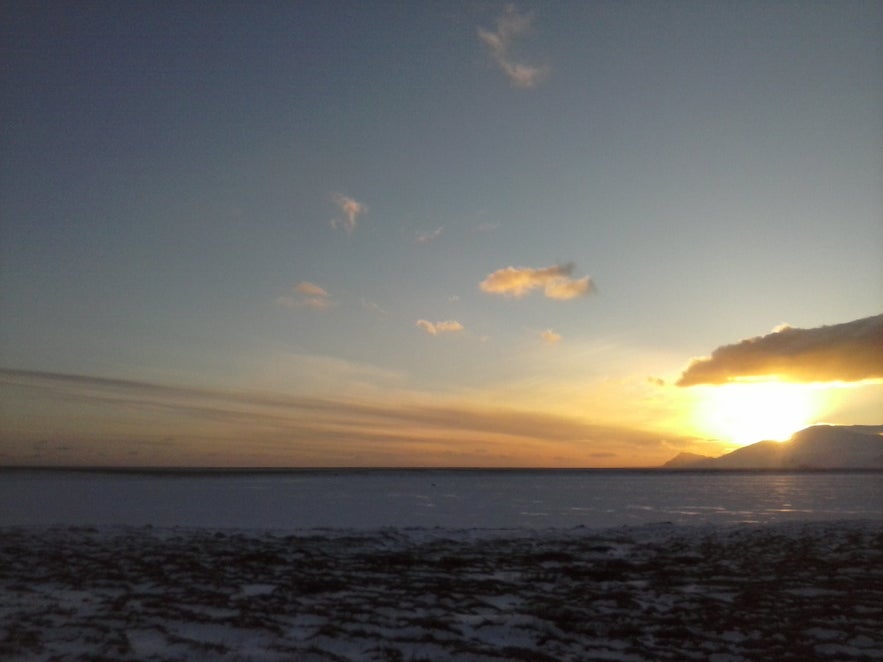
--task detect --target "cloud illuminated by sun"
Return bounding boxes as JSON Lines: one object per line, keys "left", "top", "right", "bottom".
{"left": 479, "top": 263, "right": 594, "bottom": 300}
{"left": 416, "top": 319, "right": 464, "bottom": 335}
{"left": 478, "top": 6, "right": 550, "bottom": 88}
{"left": 330, "top": 193, "right": 367, "bottom": 235}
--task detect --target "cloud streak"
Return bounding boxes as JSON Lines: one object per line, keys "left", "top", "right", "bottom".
{"left": 479, "top": 263, "right": 594, "bottom": 300}
{"left": 0, "top": 368, "right": 690, "bottom": 467}
{"left": 677, "top": 314, "right": 883, "bottom": 386}
{"left": 330, "top": 193, "right": 367, "bottom": 234}
{"left": 416, "top": 319, "right": 464, "bottom": 335}
{"left": 277, "top": 281, "right": 334, "bottom": 310}
{"left": 478, "top": 6, "right": 549, "bottom": 88}
{"left": 541, "top": 329, "right": 562, "bottom": 344}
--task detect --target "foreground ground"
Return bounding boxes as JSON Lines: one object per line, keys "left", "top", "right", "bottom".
{"left": 1, "top": 520, "right": 881, "bottom": 661}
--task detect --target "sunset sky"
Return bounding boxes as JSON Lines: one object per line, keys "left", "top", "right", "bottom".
{"left": 1, "top": 2, "right": 881, "bottom": 467}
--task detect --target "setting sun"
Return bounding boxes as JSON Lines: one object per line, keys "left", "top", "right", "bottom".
{"left": 694, "top": 382, "right": 821, "bottom": 446}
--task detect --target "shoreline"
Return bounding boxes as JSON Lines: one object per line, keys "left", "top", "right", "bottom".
{"left": 4, "top": 466, "right": 883, "bottom": 475}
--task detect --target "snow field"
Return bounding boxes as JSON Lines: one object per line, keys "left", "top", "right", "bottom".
{"left": 1, "top": 520, "right": 881, "bottom": 660}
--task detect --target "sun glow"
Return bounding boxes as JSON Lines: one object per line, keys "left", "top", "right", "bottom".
{"left": 694, "top": 381, "right": 822, "bottom": 446}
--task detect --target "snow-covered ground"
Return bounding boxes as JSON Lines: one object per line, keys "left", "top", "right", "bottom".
{"left": 2, "top": 520, "right": 881, "bottom": 661}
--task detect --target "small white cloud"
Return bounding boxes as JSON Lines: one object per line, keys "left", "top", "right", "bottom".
{"left": 416, "top": 319, "right": 464, "bottom": 335}
{"left": 478, "top": 6, "right": 549, "bottom": 88}
{"left": 330, "top": 193, "right": 367, "bottom": 234}
{"left": 541, "top": 329, "right": 562, "bottom": 344}
{"left": 360, "top": 297, "right": 386, "bottom": 316}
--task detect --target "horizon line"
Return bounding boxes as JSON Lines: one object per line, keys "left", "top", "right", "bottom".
{"left": 1, "top": 465, "right": 880, "bottom": 474}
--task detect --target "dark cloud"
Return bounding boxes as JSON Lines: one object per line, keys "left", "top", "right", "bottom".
{"left": 677, "top": 314, "right": 883, "bottom": 386}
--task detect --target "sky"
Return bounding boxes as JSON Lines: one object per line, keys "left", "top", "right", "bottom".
{"left": 1, "top": 1, "right": 881, "bottom": 467}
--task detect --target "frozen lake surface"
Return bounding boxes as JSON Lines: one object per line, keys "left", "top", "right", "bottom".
{"left": 1, "top": 469, "right": 880, "bottom": 529}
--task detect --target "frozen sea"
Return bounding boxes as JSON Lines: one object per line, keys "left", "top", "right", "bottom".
{"left": 1, "top": 468, "right": 880, "bottom": 529}
{"left": 2, "top": 469, "right": 882, "bottom": 660}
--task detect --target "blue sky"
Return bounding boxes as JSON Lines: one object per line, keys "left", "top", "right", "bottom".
{"left": 1, "top": 2, "right": 881, "bottom": 466}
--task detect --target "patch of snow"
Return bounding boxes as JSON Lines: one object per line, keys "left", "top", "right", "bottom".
{"left": 785, "top": 587, "right": 841, "bottom": 597}
{"left": 804, "top": 627, "right": 845, "bottom": 640}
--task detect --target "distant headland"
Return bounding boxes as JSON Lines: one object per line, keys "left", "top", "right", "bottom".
{"left": 663, "top": 425, "right": 883, "bottom": 470}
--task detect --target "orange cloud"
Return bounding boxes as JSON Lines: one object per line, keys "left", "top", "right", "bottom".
{"left": 295, "top": 281, "right": 329, "bottom": 298}
{"left": 416, "top": 319, "right": 464, "bottom": 335}
{"left": 277, "top": 281, "right": 334, "bottom": 310}
{"left": 541, "top": 329, "right": 562, "bottom": 344}
{"left": 330, "top": 193, "right": 367, "bottom": 234}
{"left": 543, "top": 276, "right": 593, "bottom": 300}
{"left": 479, "top": 263, "right": 594, "bottom": 300}
{"left": 677, "top": 314, "right": 883, "bottom": 386}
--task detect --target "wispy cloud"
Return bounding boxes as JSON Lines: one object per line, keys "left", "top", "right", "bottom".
{"left": 0, "top": 368, "right": 695, "bottom": 467}
{"left": 277, "top": 281, "right": 335, "bottom": 310}
{"left": 479, "top": 263, "right": 594, "bottom": 300}
{"left": 416, "top": 319, "right": 464, "bottom": 335}
{"left": 472, "top": 221, "right": 501, "bottom": 233}
{"left": 478, "top": 6, "right": 549, "bottom": 88}
{"left": 416, "top": 227, "right": 443, "bottom": 244}
{"left": 360, "top": 297, "right": 386, "bottom": 316}
{"left": 677, "top": 314, "right": 883, "bottom": 386}
{"left": 541, "top": 329, "right": 562, "bottom": 344}
{"left": 330, "top": 193, "right": 367, "bottom": 234}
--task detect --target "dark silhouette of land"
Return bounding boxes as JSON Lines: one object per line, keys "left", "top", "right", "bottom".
{"left": 664, "top": 425, "right": 883, "bottom": 469}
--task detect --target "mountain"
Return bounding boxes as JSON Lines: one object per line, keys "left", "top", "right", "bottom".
{"left": 663, "top": 425, "right": 883, "bottom": 470}
{"left": 662, "top": 452, "right": 715, "bottom": 468}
